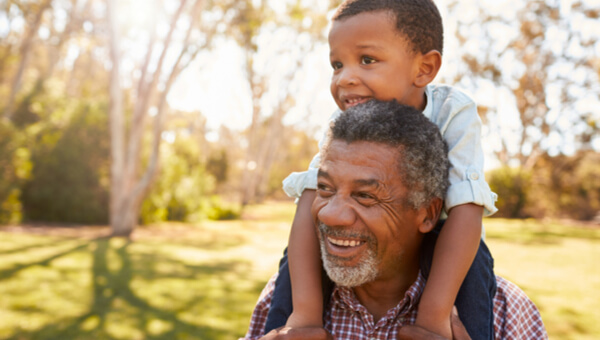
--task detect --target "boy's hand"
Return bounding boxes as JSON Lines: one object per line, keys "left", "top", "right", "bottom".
{"left": 398, "top": 307, "right": 471, "bottom": 340}
{"left": 260, "top": 326, "right": 333, "bottom": 340}
{"left": 412, "top": 315, "right": 452, "bottom": 339}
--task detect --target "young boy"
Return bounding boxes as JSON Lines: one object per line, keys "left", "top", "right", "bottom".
{"left": 265, "top": 0, "right": 498, "bottom": 338}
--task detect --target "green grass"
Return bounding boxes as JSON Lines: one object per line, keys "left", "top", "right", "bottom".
{"left": 0, "top": 202, "right": 599, "bottom": 339}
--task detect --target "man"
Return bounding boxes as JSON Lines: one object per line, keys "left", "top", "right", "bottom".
{"left": 242, "top": 100, "right": 547, "bottom": 339}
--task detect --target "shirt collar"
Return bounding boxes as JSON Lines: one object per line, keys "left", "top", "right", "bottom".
{"left": 331, "top": 272, "right": 426, "bottom": 323}
{"left": 421, "top": 85, "right": 433, "bottom": 119}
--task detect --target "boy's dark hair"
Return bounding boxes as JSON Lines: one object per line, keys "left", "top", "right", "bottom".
{"left": 323, "top": 100, "right": 449, "bottom": 209}
{"left": 333, "top": 0, "right": 444, "bottom": 55}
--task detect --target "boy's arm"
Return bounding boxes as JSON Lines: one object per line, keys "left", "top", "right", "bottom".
{"left": 285, "top": 189, "right": 324, "bottom": 327}
{"left": 432, "top": 87, "right": 497, "bottom": 216}
{"left": 414, "top": 203, "right": 483, "bottom": 338}
{"left": 414, "top": 87, "right": 490, "bottom": 337}
{"left": 280, "top": 110, "right": 341, "bottom": 328}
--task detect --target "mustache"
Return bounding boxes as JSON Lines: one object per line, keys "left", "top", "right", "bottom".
{"left": 318, "top": 222, "right": 376, "bottom": 245}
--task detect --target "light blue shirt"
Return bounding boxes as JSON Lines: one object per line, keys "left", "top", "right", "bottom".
{"left": 282, "top": 84, "right": 498, "bottom": 217}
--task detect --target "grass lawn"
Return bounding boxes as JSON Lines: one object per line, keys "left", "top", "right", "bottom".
{"left": 0, "top": 201, "right": 599, "bottom": 339}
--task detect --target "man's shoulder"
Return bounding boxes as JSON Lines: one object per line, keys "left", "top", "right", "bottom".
{"left": 493, "top": 276, "right": 548, "bottom": 339}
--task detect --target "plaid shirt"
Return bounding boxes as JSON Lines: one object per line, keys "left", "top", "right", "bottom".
{"left": 241, "top": 273, "right": 547, "bottom": 340}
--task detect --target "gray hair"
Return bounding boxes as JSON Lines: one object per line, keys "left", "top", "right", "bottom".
{"left": 323, "top": 100, "right": 449, "bottom": 209}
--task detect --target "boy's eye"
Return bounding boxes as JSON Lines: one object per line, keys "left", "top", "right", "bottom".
{"left": 331, "top": 61, "right": 343, "bottom": 70}
{"left": 361, "top": 56, "right": 376, "bottom": 65}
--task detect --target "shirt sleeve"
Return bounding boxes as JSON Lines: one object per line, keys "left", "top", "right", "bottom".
{"left": 282, "top": 110, "right": 341, "bottom": 199}
{"left": 434, "top": 88, "right": 498, "bottom": 216}
{"left": 492, "top": 276, "right": 548, "bottom": 339}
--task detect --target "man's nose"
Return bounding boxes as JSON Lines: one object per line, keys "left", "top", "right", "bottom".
{"left": 336, "top": 67, "right": 359, "bottom": 87}
{"left": 317, "top": 196, "right": 357, "bottom": 227}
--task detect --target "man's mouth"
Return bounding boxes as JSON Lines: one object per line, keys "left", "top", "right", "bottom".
{"left": 327, "top": 236, "right": 364, "bottom": 248}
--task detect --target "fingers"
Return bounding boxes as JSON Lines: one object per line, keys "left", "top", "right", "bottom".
{"left": 397, "top": 325, "right": 448, "bottom": 340}
{"left": 260, "top": 326, "right": 333, "bottom": 340}
{"left": 450, "top": 307, "right": 472, "bottom": 340}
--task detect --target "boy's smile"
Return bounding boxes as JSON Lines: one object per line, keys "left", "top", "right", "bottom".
{"left": 329, "top": 10, "right": 426, "bottom": 111}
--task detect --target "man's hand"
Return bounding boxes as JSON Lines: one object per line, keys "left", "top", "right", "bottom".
{"left": 260, "top": 326, "right": 333, "bottom": 340}
{"left": 397, "top": 307, "right": 471, "bottom": 340}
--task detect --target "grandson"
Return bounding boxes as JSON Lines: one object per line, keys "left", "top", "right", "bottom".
{"left": 266, "top": 0, "right": 498, "bottom": 338}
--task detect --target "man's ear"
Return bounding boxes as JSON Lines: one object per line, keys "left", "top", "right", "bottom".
{"left": 414, "top": 50, "right": 442, "bottom": 88}
{"left": 417, "top": 197, "right": 443, "bottom": 234}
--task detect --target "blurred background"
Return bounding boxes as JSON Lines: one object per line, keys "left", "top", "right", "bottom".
{"left": 0, "top": 0, "right": 599, "bottom": 339}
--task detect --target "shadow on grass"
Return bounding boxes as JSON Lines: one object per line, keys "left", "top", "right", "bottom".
{"left": 0, "top": 239, "right": 75, "bottom": 256}
{"left": 0, "top": 241, "right": 91, "bottom": 282}
{"left": 4, "top": 236, "right": 261, "bottom": 340}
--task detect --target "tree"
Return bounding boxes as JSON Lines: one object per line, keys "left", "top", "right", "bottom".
{"left": 445, "top": 0, "right": 600, "bottom": 170}
{"left": 3, "top": 0, "right": 52, "bottom": 121}
{"left": 226, "top": 0, "right": 335, "bottom": 206}
{"left": 107, "top": 0, "right": 218, "bottom": 236}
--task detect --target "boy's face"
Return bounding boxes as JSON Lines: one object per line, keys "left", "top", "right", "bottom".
{"left": 329, "top": 11, "right": 425, "bottom": 111}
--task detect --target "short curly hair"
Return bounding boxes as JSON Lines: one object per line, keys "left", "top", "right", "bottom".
{"left": 323, "top": 100, "right": 449, "bottom": 209}
{"left": 333, "top": 0, "right": 444, "bottom": 55}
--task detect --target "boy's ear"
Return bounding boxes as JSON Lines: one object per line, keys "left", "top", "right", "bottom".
{"left": 414, "top": 50, "right": 442, "bottom": 88}
{"left": 417, "top": 197, "right": 443, "bottom": 234}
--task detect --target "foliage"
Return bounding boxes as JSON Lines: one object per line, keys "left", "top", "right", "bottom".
{"left": 447, "top": 0, "right": 600, "bottom": 169}
{"left": 206, "top": 148, "right": 229, "bottom": 185}
{"left": 487, "top": 150, "right": 600, "bottom": 220}
{"left": 528, "top": 151, "right": 600, "bottom": 220}
{"left": 0, "top": 121, "right": 30, "bottom": 223}
{"left": 487, "top": 167, "right": 532, "bottom": 218}
{"left": 264, "top": 127, "right": 320, "bottom": 199}
{"left": 139, "top": 134, "right": 241, "bottom": 223}
{"left": 21, "top": 103, "right": 110, "bottom": 224}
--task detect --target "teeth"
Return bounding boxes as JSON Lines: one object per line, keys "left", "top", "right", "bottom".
{"left": 328, "top": 237, "right": 361, "bottom": 247}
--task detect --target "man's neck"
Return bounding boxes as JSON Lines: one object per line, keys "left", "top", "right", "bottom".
{"left": 351, "top": 266, "right": 420, "bottom": 322}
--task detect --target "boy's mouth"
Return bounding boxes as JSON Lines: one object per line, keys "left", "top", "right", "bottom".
{"left": 344, "top": 97, "right": 370, "bottom": 108}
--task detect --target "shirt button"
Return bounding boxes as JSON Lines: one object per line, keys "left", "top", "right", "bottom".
{"left": 469, "top": 172, "right": 479, "bottom": 180}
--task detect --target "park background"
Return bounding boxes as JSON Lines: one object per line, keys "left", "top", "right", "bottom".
{"left": 0, "top": 0, "right": 599, "bottom": 339}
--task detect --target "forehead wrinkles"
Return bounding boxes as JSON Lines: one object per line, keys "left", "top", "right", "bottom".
{"left": 323, "top": 141, "right": 400, "bottom": 180}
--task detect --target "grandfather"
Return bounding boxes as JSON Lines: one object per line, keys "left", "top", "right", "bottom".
{"left": 242, "top": 100, "right": 547, "bottom": 339}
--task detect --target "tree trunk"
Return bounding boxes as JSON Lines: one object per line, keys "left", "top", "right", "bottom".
{"left": 107, "top": 0, "right": 206, "bottom": 236}
{"left": 3, "top": 0, "right": 52, "bottom": 120}
{"left": 107, "top": 0, "right": 127, "bottom": 235}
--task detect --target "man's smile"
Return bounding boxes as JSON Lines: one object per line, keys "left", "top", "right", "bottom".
{"left": 327, "top": 236, "right": 364, "bottom": 247}
{"left": 319, "top": 223, "right": 374, "bottom": 262}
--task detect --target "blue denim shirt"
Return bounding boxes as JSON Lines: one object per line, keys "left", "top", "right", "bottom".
{"left": 282, "top": 84, "right": 498, "bottom": 217}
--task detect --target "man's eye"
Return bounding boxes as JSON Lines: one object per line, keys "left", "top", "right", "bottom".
{"left": 355, "top": 192, "right": 377, "bottom": 205}
{"left": 331, "top": 61, "right": 343, "bottom": 70}
{"left": 317, "top": 183, "right": 334, "bottom": 196}
{"left": 361, "top": 56, "right": 376, "bottom": 65}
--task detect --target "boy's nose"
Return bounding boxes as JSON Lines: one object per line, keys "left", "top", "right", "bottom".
{"left": 336, "top": 67, "right": 359, "bottom": 87}
{"left": 317, "top": 196, "right": 357, "bottom": 228}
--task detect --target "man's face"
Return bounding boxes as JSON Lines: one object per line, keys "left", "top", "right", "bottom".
{"left": 312, "top": 140, "right": 425, "bottom": 287}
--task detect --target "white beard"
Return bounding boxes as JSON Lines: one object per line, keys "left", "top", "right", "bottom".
{"left": 318, "top": 223, "right": 379, "bottom": 287}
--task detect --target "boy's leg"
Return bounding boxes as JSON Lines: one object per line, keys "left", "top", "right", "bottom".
{"left": 264, "top": 249, "right": 293, "bottom": 333}
{"left": 420, "top": 221, "right": 497, "bottom": 340}
{"left": 455, "top": 239, "right": 496, "bottom": 339}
